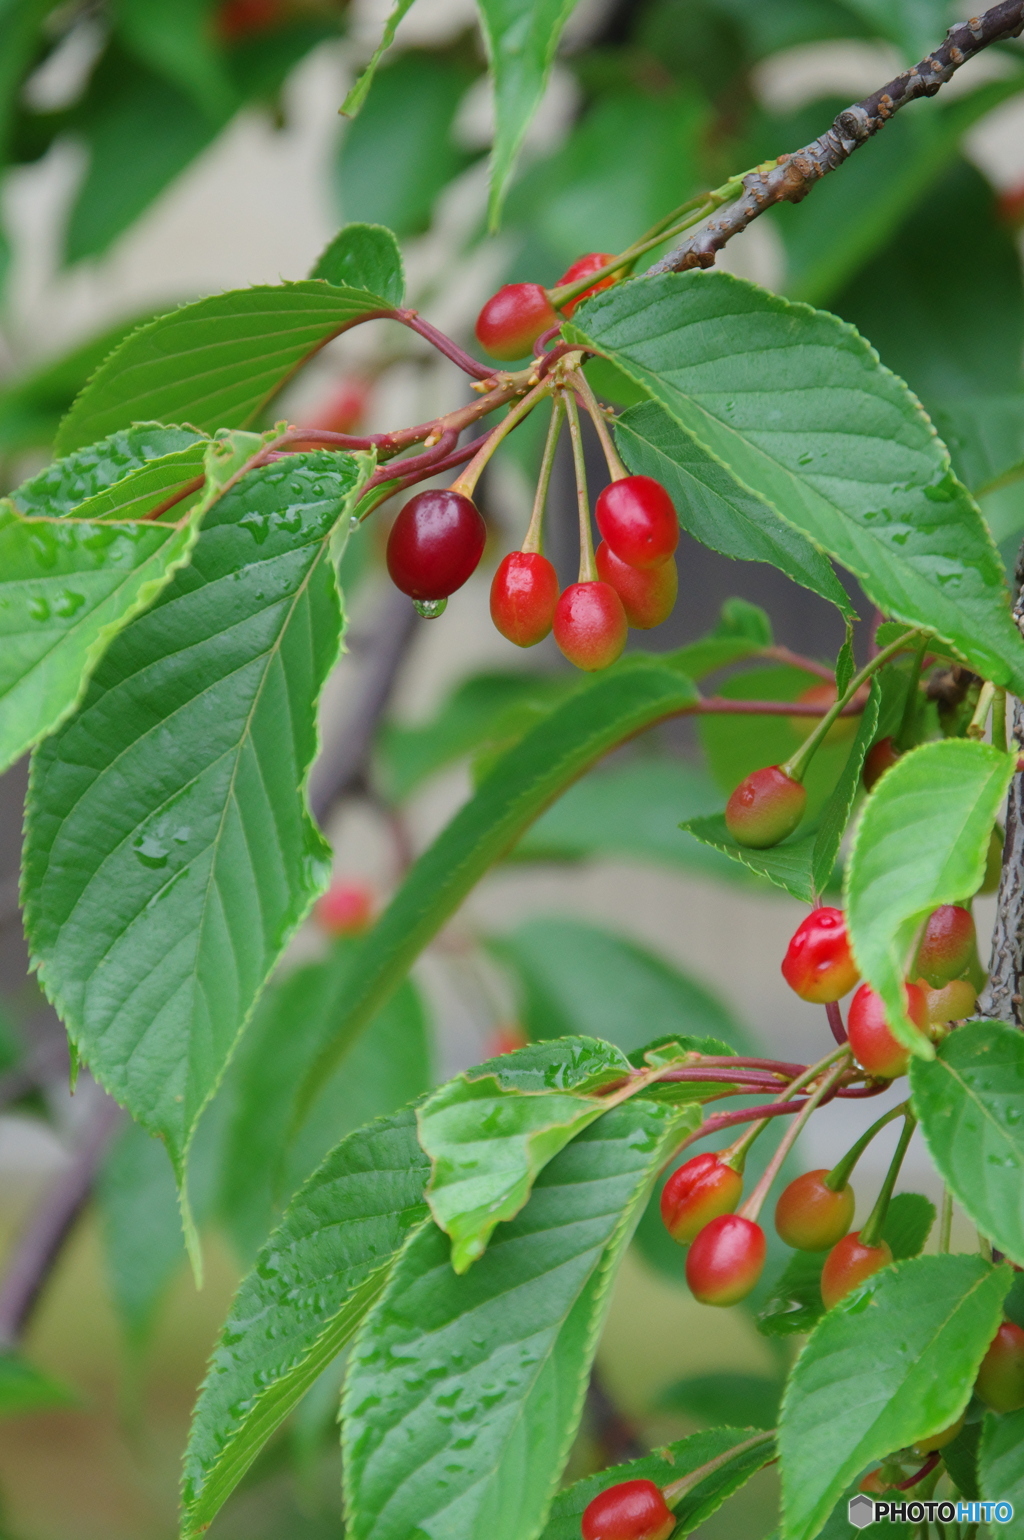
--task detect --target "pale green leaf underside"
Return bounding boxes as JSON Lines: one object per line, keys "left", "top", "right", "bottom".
{"left": 23, "top": 453, "right": 369, "bottom": 1184}
{"left": 342, "top": 1099, "right": 695, "bottom": 1540}
{"left": 911, "top": 1020, "right": 1024, "bottom": 1267}
{"left": 181, "top": 1107, "right": 430, "bottom": 1538}
{"left": 566, "top": 271, "right": 1024, "bottom": 693}
{"left": 845, "top": 738, "right": 1012, "bottom": 1056}
{"left": 779, "top": 1255, "right": 1009, "bottom": 1540}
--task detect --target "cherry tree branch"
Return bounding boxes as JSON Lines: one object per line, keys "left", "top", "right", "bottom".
{"left": 647, "top": 0, "right": 1024, "bottom": 275}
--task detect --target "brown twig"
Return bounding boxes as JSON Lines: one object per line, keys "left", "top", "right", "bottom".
{"left": 647, "top": 0, "right": 1024, "bottom": 276}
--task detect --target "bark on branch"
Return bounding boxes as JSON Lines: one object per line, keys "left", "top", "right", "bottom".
{"left": 648, "top": 0, "right": 1024, "bottom": 275}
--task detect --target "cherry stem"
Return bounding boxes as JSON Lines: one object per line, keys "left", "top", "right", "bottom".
{"left": 661, "top": 1429, "right": 775, "bottom": 1508}
{"left": 536, "top": 341, "right": 583, "bottom": 379}
{"left": 563, "top": 389, "right": 596, "bottom": 583}
{"left": 451, "top": 379, "right": 552, "bottom": 500}
{"left": 364, "top": 428, "right": 459, "bottom": 492}
{"left": 824, "top": 1000, "right": 847, "bottom": 1045}
{"left": 895, "top": 1451, "right": 941, "bottom": 1491}
{"left": 521, "top": 399, "right": 563, "bottom": 555}
{"left": 652, "top": 1068, "right": 796, "bottom": 1090}
{"left": 533, "top": 323, "right": 563, "bottom": 358}
{"left": 783, "top": 629, "right": 927, "bottom": 783}
{"left": 698, "top": 697, "right": 862, "bottom": 718}
{"left": 858, "top": 1110, "right": 917, "bottom": 1248}
{"left": 758, "top": 645, "right": 836, "bottom": 682}
{"left": 686, "top": 1056, "right": 809, "bottom": 1075}
{"left": 720, "top": 1043, "right": 850, "bottom": 1172}
{"left": 569, "top": 369, "right": 629, "bottom": 481}
{"left": 143, "top": 474, "right": 206, "bottom": 521}
{"left": 824, "top": 1101, "right": 909, "bottom": 1192}
{"left": 393, "top": 309, "right": 495, "bottom": 380}
{"left": 738, "top": 1058, "right": 850, "bottom": 1222}
{"left": 355, "top": 432, "right": 490, "bottom": 519}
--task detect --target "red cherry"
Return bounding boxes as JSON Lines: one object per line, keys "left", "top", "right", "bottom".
{"left": 914, "top": 905, "right": 976, "bottom": 988}
{"left": 216, "top": 0, "right": 281, "bottom": 39}
{"left": 976, "top": 1321, "right": 1024, "bottom": 1412}
{"left": 315, "top": 882, "right": 373, "bottom": 935}
{"left": 724, "top": 765, "right": 806, "bottom": 849}
{"left": 304, "top": 378, "right": 369, "bottom": 435}
{"left": 553, "top": 581, "right": 627, "bottom": 671}
{"left": 685, "top": 1214, "right": 766, "bottom": 1307}
{"left": 781, "top": 907, "right": 860, "bottom": 1004}
{"left": 660, "top": 1153, "right": 743, "bottom": 1245}
{"left": 475, "top": 284, "right": 558, "bottom": 361}
{"left": 847, "top": 982, "right": 929, "bottom": 1079}
{"left": 486, "top": 1024, "right": 529, "bottom": 1057}
{"left": 864, "top": 736, "right": 901, "bottom": 790}
{"left": 594, "top": 476, "right": 678, "bottom": 570}
{"left": 386, "top": 489, "right": 486, "bottom": 601}
{"left": 595, "top": 541, "right": 676, "bottom": 629}
{"left": 774, "top": 1169, "right": 854, "bottom": 1252}
{"left": 581, "top": 1479, "right": 675, "bottom": 1540}
{"left": 490, "top": 551, "right": 559, "bottom": 647}
{"left": 820, "top": 1231, "right": 893, "bottom": 1309}
{"left": 557, "top": 253, "right": 619, "bottom": 318}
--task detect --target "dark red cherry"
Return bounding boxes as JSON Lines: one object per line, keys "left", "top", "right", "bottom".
{"left": 594, "top": 476, "right": 678, "bottom": 570}
{"left": 490, "top": 551, "right": 559, "bottom": 646}
{"left": 821, "top": 1231, "right": 892, "bottom": 1309}
{"left": 725, "top": 766, "right": 806, "bottom": 849}
{"left": 595, "top": 541, "right": 676, "bottom": 629}
{"left": 781, "top": 907, "right": 859, "bottom": 1004}
{"left": 846, "top": 982, "right": 929, "bottom": 1079}
{"left": 553, "top": 581, "right": 627, "bottom": 671}
{"left": 864, "top": 736, "right": 900, "bottom": 790}
{"left": 774, "top": 1169, "right": 854, "bottom": 1252}
{"left": 475, "top": 284, "right": 558, "bottom": 361}
{"left": 557, "top": 253, "right": 618, "bottom": 317}
{"left": 685, "top": 1214, "right": 766, "bottom": 1306}
{"left": 660, "top": 1153, "right": 742, "bottom": 1245}
{"left": 581, "top": 1479, "right": 674, "bottom": 1540}
{"left": 386, "top": 489, "right": 486, "bottom": 601}
{"left": 914, "top": 905, "right": 976, "bottom": 988}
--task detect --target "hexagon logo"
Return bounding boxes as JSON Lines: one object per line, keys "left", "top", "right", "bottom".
{"left": 848, "top": 1494, "right": 876, "bottom": 1529}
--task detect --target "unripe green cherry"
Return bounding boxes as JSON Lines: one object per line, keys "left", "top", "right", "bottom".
{"left": 914, "top": 905, "right": 976, "bottom": 988}
{"left": 686, "top": 1214, "right": 766, "bottom": 1306}
{"left": 976, "top": 1321, "right": 1024, "bottom": 1413}
{"left": 660, "top": 1153, "right": 743, "bottom": 1245}
{"left": 912, "top": 1414, "right": 965, "bottom": 1456}
{"left": 724, "top": 765, "right": 806, "bottom": 849}
{"left": 820, "top": 1231, "right": 893, "bottom": 1310}
{"left": 581, "top": 1479, "right": 674, "bottom": 1540}
{"left": 774, "top": 1169, "right": 855, "bottom": 1252}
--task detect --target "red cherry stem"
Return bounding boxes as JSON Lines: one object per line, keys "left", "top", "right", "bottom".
{"left": 562, "top": 389, "right": 597, "bottom": 583}
{"left": 894, "top": 1451, "right": 941, "bottom": 1490}
{"left": 783, "top": 629, "right": 927, "bottom": 783}
{"left": 718, "top": 1043, "right": 851, "bottom": 1173}
{"left": 521, "top": 398, "right": 564, "bottom": 555}
{"left": 354, "top": 433, "right": 492, "bottom": 521}
{"left": 666, "top": 1083, "right": 876, "bottom": 1170}
{"left": 824, "top": 999, "right": 848, "bottom": 1046}
{"left": 143, "top": 474, "right": 206, "bottom": 521}
{"left": 533, "top": 324, "right": 563, "bottom": 358}
{"left": 824, "top": 1101, "right": 910, "bottom": 1192}
{"left": 450, "top": 379, "right": 553, "bottom": 500}
{"left": 651, "top": 1068, "right": 798, "bottom": 1091}
{"left": 857, "top": 1110, "right": 917, "bottom": 1248}
{"left": 737, "top": 1057, "right": 851, "bottom": 1222}
{"left": 364, "top": 428, "right": 459, "bottom": 491}
{"left": 392, "top": 309, "right": 497, "bottom": 380}
{"left": 569, "top": 368, "right": 629, "bottom": 481}
{"left": 660, "top": 1429, "right": 775, "bottom": 1507}
{"left": 683, "top": 1056, "right": 810, "bottom": 1075}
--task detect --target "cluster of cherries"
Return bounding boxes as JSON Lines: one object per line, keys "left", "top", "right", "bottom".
{"left": 384, "top": 254, "right": 681, "bottom": 671}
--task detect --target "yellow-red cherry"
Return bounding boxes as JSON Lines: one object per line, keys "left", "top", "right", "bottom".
{"left": 820, "top": 1231, "right": 893, "bottom": 1309}
{"left": 919, "top": 976, "right": 977, "bottom": 1025}
{"left": 490, "top": 551, "right": 559, "bottom": 647}
{"left": 774, "top": 1169, "right": 854, "bottom": 1251}
{"left": 596, "top": 540, "right": 677, "bottom": 629}
{"left": 781, "top": 906, "right": 860, "bottom": 1004}
{"left": 686, "top": 1214, "right": 766, "bottom": 1306}
{"left": 594, "top": 476, "right": 678, "bottom": 570}
{"left": 581, "top": 1479, "right": 675, "bottom": 1540}
{"left": 976, "top": 1321, "right": 1024, "bottom": 1412}
{"left": 475, "top": 283, "right": 558, "bottom": 360}
{"left": 914, "top": 905, "right": 976, "bottom": 988}
{"left": 846, "top": 982, "right": 929, "bottom": 1079}
{"left": 557, "top": 253, "right": 619, "bottom": 317}
{"left": 386, "top": 489, "right": 486, "bottom": 601}
{"left": 660, "top": 1153, "right": 743, "bottom": 1245}
{"left": 725, "top": 766, "right": 806, "bottom": 849}
{"left": 553, "top": 581, "right": 627, "bottom": 671}
{"left": 864, "top": 736, "right": 900, "bottom": 790}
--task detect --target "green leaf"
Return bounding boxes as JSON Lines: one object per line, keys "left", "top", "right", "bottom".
{"left": 488, "top": 915, "right": 747, "bottom": 1058}
{"left": 846, "top": 739, "right": 1014, "bottom": 1056}
{"left": 418, "top": 1074, "right": 617, "bottom": 1273}
{"left": 943, "top": 1418, "right": 981, "bottom": 1501}
{"left": 566, "top": 271, "right": 1024, "bottom": 693}
{"left": 979, "top": 1407, "right": 1024, "bottom": 1535}
{"left": 538, "top": 1427, "right": 776, "bottom": 1540}
{"left": 335, "top": 52, "right": 479, "bottom": 238}
{"left": 659, "top": 1372, "right": 782, "bottom": 1430}
{"left": 180, "top": 1107, "right": 430, "bottom": 1538}
{"left": 11, "top": 423, "right": 207, "bottom": 519}
{"left": 0, "top": 435, "right": 208, "bottom": 772}
{"left": 779, "top": 1255, "right": 1010, "bottom": 1540}
{"left": 757, "top": 1193, "right": 935, "bottom": 1338}
{"left": 23, "top": 454, "right": 368, "bottom": 1227}
{"left": 460, "top": 1035, "right": 633, "bottom": 1093}
{"left": 295, "top": 660, "right": 700, "bottom": 1127}
{"left": 0, "top": 1353, "right": 76, "bottom": 1417}
{"left": 615, "top": 397, "right": 851, "bottom": 615}
{"left": 341, "top": 1098, "right": 694, "bottom": 1540}
{"left": 113, "top": 0, "right": 238, "bottom": 118}
{"left": 56, "top": 284, "right": 399, "bottom": 454}
{"left": 478, "top": 0, "right": 582, "bottom": 229}
{"left": 911, "top": 1019, "right": 1024, "bottom": 1265}
{"left": 340, "top": 0, "right": 417, "bottom": 117}
{"left": 309, "top": 223, "right": 405, "bottom": 307}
